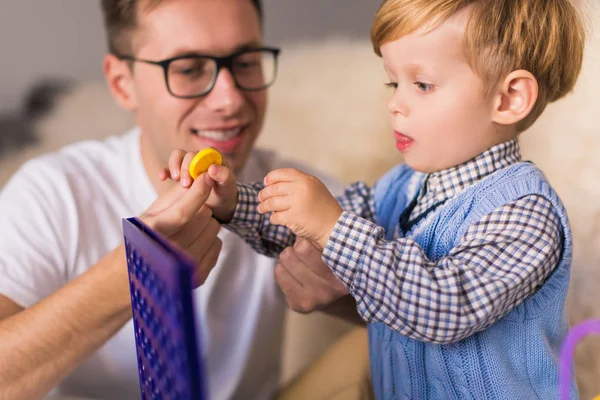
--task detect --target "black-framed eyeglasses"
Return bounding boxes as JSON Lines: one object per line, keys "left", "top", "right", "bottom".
{"left": 116, "top": 47, "right": 281, "bottom": 99}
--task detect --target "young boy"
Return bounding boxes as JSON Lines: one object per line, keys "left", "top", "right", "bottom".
{"left": 165, "top": 0, "right": 586, "bottom": 398}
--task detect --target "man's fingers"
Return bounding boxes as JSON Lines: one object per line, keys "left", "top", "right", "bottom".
{"left": 192, "top": 237, "right": 223, "bottom": 287}
{"left": 169, "top": 205, "right": 213, "bottom": 247}
{"left": 140, "top": 183, "right": 188, "bottom": 226}
{"left": 158, "top": 173, "right": 214, "bottom": 232}
{"left": 180, "top": 172, "right": 214, "bottom": 212}
{"left": 186, "top": 218, "right": 222, "bottom": 263}
{"left": 279, "top": 246, "right": 316, "bottom": 284}
{"left": 275, "top": 244, "right": 351, "bottom": 313}
{"left": 274, "top": 263, "right": 307, "bottom": 310}
{"left": 275, "top": 262, "right": 322, "bottom": 314}
{"left": 293, "top": 238, "right": 322, "bottom": 262}
{"left": 275, "top": 251, "right": 304, "bottom": 288}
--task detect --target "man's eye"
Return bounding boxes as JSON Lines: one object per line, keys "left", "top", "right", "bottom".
{"left": 170, "top": 59, "right": 211, "bottom": 78}
{"left": 236, "top": 61, "right": 260, "bottom": 69}
{"left": 176, "top": 66, "right": 206, "bottom": 76}
{"left": 179, "top": 68, "right": 198, "bottom": 75}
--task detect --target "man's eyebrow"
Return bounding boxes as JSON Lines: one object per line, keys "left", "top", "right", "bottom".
{"left": 230, "top": 42, "right": 264, "bottom": 53}
{"left": 166, "top": 42, "right": 264, "bottom": 58}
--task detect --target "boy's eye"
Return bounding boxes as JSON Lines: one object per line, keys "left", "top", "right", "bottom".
{"left": 385, "top": 82, "right": 398, "bottom": 89}
{"left": 415, "top": 82, "right": 434, "bottom": 92}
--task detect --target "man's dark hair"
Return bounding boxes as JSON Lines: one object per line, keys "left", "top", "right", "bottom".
{"left": 100, "top": 0, "right": 263, "bottom": 55}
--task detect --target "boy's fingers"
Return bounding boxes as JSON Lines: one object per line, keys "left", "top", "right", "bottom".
{"left": 269, "top": 211, "right": 288, "bottom": 227}
{"left": 264, "top": 168, "right": 303, "bottom": 185}
{"left": 158, "top": 168, "right": 170, "bottom": 182}
{"left": 258, "top": 196, "right": 290, "bottom": 214}
{"left": 180, "top": 152, "right": 196, "bottom": 187}
{"left": 258, "top": 183, "right": 292, "bottom": 202}
{"left": 168, "top": 149, "right": 187, "bottom": 180}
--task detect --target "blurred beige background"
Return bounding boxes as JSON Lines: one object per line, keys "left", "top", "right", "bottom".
{"left": 1, "top": 1, "right": 600, "bottom": 398}
{"left": 0, "top": 0, "right": 380, "bottom": 113}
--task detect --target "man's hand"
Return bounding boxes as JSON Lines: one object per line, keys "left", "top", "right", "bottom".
{"left": 258, "top": 168, "right": 343, "bottom": 248}
{"left": 275, "top": 238, "right": 349, "bottom": 313}
{"left": 160, "top": 149, "right": 239, "bottom": 223}
{"left": 0, "top": 173, "right": 225, "bottom": 399}
{"left": 141, "top": 172, "right": 222, "bottom": 286}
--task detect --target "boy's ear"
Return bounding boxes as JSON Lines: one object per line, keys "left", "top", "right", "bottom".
{"left": 103, "top": 53, "right": 139, "bottom": 111}
{"left": 491, "top": 70, "right": 538, "bottom": 126}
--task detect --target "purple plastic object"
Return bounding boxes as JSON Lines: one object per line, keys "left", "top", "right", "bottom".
{"left": 123, "top": 217, "right": 208, "bottom": 400}
{"left": 559, "top": 319, "right": 600, "bottom": 399}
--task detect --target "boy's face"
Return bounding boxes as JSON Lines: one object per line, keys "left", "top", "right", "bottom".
{"left": 125, "top": 0, "right": 266, "bottom": 174}
{"left": 381, "top": 11, "right": 503, "bottom": 173}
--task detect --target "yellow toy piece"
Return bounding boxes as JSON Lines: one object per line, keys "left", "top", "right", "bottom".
{"left": 189, "top": 148, "right": 223, "bottom": 179}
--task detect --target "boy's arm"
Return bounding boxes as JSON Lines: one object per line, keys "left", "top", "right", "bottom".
{"left": 323, "top": 194, "right": 562, "bottom": 344}
{"left": 225, "top": 180, "right": 376, "bottom": 258}
{"left": 335, "top": 181, "right": 376, "bottom": 220}
{"left": 225, "top": 182, "right": 297, "bottom": 257}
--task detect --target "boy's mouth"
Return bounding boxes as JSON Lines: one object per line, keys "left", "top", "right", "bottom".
{"left": 394, "top": 131, "right": 414, "bottom": 151}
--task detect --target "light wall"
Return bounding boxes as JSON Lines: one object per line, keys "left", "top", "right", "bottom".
{"left": 0, "top": 0, "right": 379, "bottom": 112}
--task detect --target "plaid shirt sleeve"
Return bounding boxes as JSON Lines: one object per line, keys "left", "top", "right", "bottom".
{"left": 323, "top": 194, "right": 563, "bottom": 344}
{"left": 336, "top": 181, "right": 377, "bottom": 221}
{"left": 224, "top": 182, "right": 296, "bottom": 258}
{"left": 225, "top": 181, "right": 376, "bottom": 257}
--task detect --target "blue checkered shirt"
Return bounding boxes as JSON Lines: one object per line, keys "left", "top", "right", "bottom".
{"left": 226, "top": 140, "right": 562, "bottom": 343}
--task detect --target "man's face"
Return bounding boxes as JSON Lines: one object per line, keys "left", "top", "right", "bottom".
{"left": 127, "top": 0, "right": 266, "bottom": 173}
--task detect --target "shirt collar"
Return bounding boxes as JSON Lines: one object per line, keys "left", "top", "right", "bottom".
{"left": 418, "top": 139, "right": 522, "bottom": 207}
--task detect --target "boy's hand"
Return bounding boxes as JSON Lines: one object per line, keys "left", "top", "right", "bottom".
{"left": 258, "top": 168, "right": 343, "bottom": 249}
{"left": 160, "top": 149, "right": 238, "bottom": 223}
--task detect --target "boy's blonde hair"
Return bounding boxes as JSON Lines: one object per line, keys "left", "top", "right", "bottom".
{"left": 371, "top": 0, "right": 586, "bottom": 131}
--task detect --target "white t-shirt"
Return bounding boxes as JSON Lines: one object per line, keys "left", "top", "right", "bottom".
{"left": 0, "top": 127, "right": 341, "bottom": 400}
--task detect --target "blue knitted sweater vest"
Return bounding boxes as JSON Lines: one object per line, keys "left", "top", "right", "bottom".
{"left": 369, "top": 162, "right": 576, "bottom": 399}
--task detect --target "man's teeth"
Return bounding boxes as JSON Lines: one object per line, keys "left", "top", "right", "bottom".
{"left": 193, "top": 128, "right": 242, "bottom": 140}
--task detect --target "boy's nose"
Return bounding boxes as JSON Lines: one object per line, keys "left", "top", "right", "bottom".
{"left": 387, "top": 90, "right": 408, "bottom": 117}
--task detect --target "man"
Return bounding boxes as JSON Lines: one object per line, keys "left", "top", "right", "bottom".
{"left": 0, "top": 0, "right": 362, "bottom": 399}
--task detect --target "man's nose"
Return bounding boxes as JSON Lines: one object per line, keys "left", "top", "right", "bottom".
{"left": 203, "top": 68, "right": 245, "bottom": 115}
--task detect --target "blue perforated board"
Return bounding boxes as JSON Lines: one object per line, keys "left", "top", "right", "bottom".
{"left": 123, "top": 217, "right": 207, "bottom": 400}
